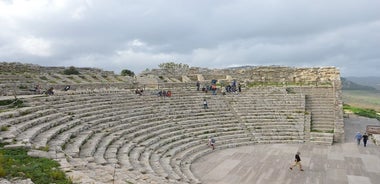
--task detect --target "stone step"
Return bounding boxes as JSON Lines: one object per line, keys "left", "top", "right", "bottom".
{"left": 309, "top": 132, "right": 333, "bottom": 145}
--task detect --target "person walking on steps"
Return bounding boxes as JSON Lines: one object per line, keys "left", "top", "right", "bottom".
{"left": 203, "top": 99, "right": 208, "bottom": 109}
{"left": 208, "top": 137, "right": 216, "bottom": 150}
{"left": 355, "top": 132, "right": 362, "bottom": 145}
{"left": 289, "top": 151, "right": 304, "bottom": 171}
{"left": 363, "top": 132, "right": 369, "bottom": 147}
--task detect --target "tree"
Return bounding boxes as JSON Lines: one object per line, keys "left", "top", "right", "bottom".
{"left": 63, "top": 66, "right": 80, "bottom": 75}
{"left": 121, "top": 69, "right": 135, "bottom": 77}
{"left": 158, "top": 62, "right": 189, "bottom": 76}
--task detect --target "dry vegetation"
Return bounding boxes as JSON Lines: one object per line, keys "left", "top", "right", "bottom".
{"left": 342, "top": 90, "right": 380, "bottom": 112}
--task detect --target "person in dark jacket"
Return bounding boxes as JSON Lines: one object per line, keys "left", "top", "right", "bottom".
{"left": 362, "top": 132, "right": 369, "bottom": 147}
{"left": 289, "top": 151, "right": 304, "bottom": 171}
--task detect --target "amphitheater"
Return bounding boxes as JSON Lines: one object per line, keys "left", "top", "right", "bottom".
{"left": 1, "top": 62, "right": 378, "bottom": 184}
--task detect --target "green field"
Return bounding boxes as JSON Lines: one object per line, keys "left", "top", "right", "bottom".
{"left": 342, "top": 90, "right": 380, "bottom": 112}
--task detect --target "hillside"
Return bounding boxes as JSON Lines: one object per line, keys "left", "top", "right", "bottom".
{"left": 342, "top": 90, "right": 380, "bottom": 111}
{"left": 345, "top": 76, "right": 380, "bottom": 90}
{"left": 341, "top": 77, "right": 380, "bottom": 111}
{"left": 0, "top": 62, "right": 133, "bottom": 96}
{"left": 341, "top": 77, "right": 377, "bottom": 91}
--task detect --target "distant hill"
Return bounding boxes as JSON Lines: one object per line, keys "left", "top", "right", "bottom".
{"left": 345, "top": 76, "right": 380, "bottom": 90}
{"left": 341, "top": 77, "right": 377, "bottom": 91}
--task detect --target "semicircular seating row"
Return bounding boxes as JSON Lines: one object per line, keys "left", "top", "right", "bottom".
{"left": 0, "top": 87, "right": 306, "bottom": 183}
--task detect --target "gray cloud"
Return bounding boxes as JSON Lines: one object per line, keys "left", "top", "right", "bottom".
{"left": 1, "top": 0, "right": 380, "bottom": 76}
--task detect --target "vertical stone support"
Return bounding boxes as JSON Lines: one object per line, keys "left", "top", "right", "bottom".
{"left": 333, "top": 79, "right": 345, "bottom": 143}
{"left": 304, "top": 113, "right": 311, "bottom": 142}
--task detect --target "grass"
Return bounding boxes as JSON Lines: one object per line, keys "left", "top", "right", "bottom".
{"left": 1, "top": 126, "right": 9, "bottom": 131}
{"left": 0, "top": 145, "right": 72, "bottom": 184}
{"left": 0, "top": 99, "right": 24, "bottom": 108}
{"left": 343, "top": 104, "right": 380, "bottom": 121}
{"left": 343, "top": 90, "right": 380, "bottom": 111}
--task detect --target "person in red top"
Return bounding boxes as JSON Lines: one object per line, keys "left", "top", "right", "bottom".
{"left": 289, "top": 151, "right": 304, "bottom": 171}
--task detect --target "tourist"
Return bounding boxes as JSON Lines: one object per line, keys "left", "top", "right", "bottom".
{"left": 157, "top": 90, "right": 163, "bottom": 97}
{"left": 208, "top": 137, "right": 216, "bottom": 150}
{"left": 64, "top": 85, "right": 70, "bottom": 91}
{"left": 196, "top": 81, "right": 200, "bottom": 91}
{"left": 289, "top": 151, "right": 304, "bottom": 171}
{"left": 221, "top": 88, "right": 226, "bottom": 95}
{"left": 211, "top": 84, "right": 217, "bottom": 95}
{"left": 135, "top": 88, "right": 143, "bottom": 95}
{"left": 362, "top": 132, "right": 369, "bottom": 147}
{"left": 355, "top": 132, "right": 362, "bottom": 145}
{"left": 238, "top": 83, "right": 242, "bottom": 92}
{"left": 203, "top": 99, "right": 208, "bottom": 109}
{"left": 46, "top": 87, "right": 54, "bottom": 95}
{"left": 226, "top": 85, "right": 231, "bottom": 93}
{"left": 35, "top": 84, "right": 41, "bottom": 93}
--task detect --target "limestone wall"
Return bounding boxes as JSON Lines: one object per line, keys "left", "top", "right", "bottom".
{"left": 0, "top": 62, "right": 114, "bottom": 75}
{"left": 195, "top": 66, "right": 340, "bottom": 84}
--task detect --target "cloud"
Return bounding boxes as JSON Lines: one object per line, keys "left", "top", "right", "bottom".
{"left": 18, "top": 36, "right": 52, "bottom": 57}
{"left": 0, "top": 0, "right": 380, "bottom": 76}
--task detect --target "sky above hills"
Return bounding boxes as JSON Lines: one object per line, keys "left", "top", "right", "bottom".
{"left": 1, "top": 0, "right": 380, "bottom": 77}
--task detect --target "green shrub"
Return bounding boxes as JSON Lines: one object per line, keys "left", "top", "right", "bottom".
{"left": 343, "top": 104, "right": 380, "bottom": 120}
{"left": 18, "top": 85, "right": 28, "bottom": 89}
{"left": 0, "top": 153, "right": 6, "bottom": 177}
{"left": 0, "top": 148, "right": 72, "bottom": 184}
{"left": 286, "top": 87, "right": 295, "bottom": 94}
{"left": 40, "top": 76, "right": 48, "bottom": 80}
{"left": 121, "top": 69, "right": 135, "bottom": 77}
{"left": 37, "top": 146, "right": 49, "bottom": 152}
{"left": 63, "top": 66, "right": 80, "bottom": 75}
{"left": 20, "top": 110, "right": 31, "bottom": 116}
{"left": 1, "top": 126, "right": 9, "bottom": 131}
{"left": 0, "top": 99, "right": 24, "bottom": 108}
{"left": 0, "top": 166, "right": 5, "bottom": 177}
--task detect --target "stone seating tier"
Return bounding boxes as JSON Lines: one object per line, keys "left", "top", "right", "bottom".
{"left": 0, "top": 85, "right": 340, "bottom": 183}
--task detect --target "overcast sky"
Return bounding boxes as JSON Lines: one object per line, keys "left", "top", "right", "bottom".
{"left": 1, "top": 0, "right": 380, "bottom": 77}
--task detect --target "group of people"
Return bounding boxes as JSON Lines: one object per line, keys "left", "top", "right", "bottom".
{"left": 31, "top": 84, "right": 71, "bottom": 95}
{"left": 355, "top": 131, "right": 369, "bottom": 147}
{"left": 196, "top": 80, "right": 242, "bottom": 95}
{"left": 157, "top": 90, "right": 172, "bottom": 97}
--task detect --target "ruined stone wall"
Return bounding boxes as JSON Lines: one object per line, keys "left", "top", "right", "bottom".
{"left": 197, "top": 66, "right": 340, "bottom": 84}
{"left": 147, "top": 66, "right": 340, "bottom": 86}
{"left": 0, "top": 62, "right": 114, "bottom": 75}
